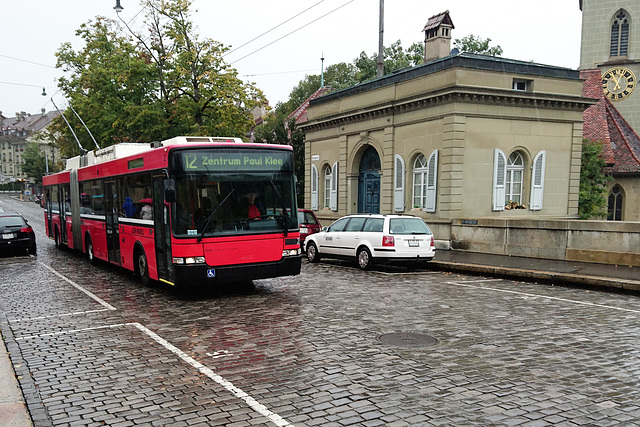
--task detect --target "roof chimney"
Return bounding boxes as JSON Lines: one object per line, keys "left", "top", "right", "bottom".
{"left": 423, "top": 11, "right": 454, "bottom": 62}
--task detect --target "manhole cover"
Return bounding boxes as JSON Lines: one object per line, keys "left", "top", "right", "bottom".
{"left": 378, "top": 332, "right": 438, "bottom": 347}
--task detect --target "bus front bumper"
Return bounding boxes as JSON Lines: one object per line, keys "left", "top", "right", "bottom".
{"left": 173, "top": 255, "right": 302, "bottom": 286}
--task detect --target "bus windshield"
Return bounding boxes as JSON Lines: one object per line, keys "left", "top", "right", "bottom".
{"left": 170, "top": 148, "right": 298, "bottom": 238}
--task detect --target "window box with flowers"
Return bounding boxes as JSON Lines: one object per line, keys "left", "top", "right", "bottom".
{"left": 505, "top": 200, "right": 527, "bottom": 210}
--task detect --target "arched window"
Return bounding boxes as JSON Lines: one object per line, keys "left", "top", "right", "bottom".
{"left": 607, "top": 185, "right": 624, "bottom": 221}
{"left": 412, "top": 154, "right": 428, "bottom": 209}
{"left": 610, "top": 10, "right": 630, "bottom": 57}
{"left": 411, "top": 151, "right": 438, "bottom": 211}
{"left": 323, "top": 166, "right": 332, "bottom": 208}
{"left": 505, "top": 151, "right": 524, "bottom": 205}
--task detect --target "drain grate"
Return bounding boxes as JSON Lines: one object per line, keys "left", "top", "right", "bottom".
{"left": 378, "top": 332, "right": 438, "bottom": 347}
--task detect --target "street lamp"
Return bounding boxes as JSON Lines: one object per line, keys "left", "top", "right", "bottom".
{"left": 114, "top": 0, "right": 124, "bottom": 13}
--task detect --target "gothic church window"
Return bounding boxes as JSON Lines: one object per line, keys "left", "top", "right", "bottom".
{"left": 610, "top": 10, "right": 630, "bottom": 57}
{"left": 607, "top": 185, "right": 624, "bottom": 221}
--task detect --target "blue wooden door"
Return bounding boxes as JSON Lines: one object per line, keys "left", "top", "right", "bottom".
{"left": 357, "top": 147, "right": 381, "bottom": 213}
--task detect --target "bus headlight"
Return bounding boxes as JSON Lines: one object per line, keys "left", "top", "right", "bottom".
{"left": 282, "top": 249, "right": 300, "bottom": 256}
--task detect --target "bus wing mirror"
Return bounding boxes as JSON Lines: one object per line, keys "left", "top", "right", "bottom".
{"left": 164, "top": 179, "right": 176, "bottom": 203}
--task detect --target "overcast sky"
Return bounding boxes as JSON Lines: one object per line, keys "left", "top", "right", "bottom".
{"left": 0, "top": 0, "right": 583, "bottom": 118}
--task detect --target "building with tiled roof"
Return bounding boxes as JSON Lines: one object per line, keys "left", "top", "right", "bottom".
{"left": 287, "top": 86, "right": 332, "bottom": 126}
{"left": 0, "top": 109, "right": 61, "bottom": 185}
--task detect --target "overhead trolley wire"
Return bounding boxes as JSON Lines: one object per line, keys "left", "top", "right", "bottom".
{"left": 229, "top": 0, "right": 356, "bottom": 65}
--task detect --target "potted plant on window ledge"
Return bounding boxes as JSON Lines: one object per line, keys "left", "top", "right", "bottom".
{"left": 504, "top": 200, "right": 527, "bottom": 210}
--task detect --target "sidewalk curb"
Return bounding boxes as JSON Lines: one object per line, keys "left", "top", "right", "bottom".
{"left": 429, "top": 261, "right": 640, "bottom": 293}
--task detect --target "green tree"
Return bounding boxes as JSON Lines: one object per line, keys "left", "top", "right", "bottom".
{"left": 52, "top": 0, "right": 265, "bottom": 157}
{"left": 578, "top": 139, "right": 611, "bottom": 219}
{"left": 22, "top": 143, "right": 51, "bottom": 184}
{"left": 253, "top": 112, "right": 305, "bottom": 206}
{"left": 454, "top": 34, "right": 503, "bottom": 56}
{"left": 354, "top": 40, "right": 425, "bottom": 82}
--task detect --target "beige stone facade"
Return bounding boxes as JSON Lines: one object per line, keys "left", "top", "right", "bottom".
{"left": 300, "top": 54, "right": 594, "bottom": 240}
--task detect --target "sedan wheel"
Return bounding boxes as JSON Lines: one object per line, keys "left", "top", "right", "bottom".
{"left": 306, "top": 242, "right": 321, "bottom": 263}
{"left": 357, "top": 247, "right": 373, "bottom": 270}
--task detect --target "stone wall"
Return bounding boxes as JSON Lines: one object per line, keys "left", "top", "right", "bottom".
{"left": 449, "top": 218, "right": 640, "bottom": 267}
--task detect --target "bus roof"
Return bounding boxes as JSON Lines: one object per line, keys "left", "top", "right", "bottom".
{"left": 46, "top": 136, "right": 293, "bottom": 182}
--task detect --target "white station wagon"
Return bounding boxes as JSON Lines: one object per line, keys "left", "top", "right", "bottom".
{"left": 304, "top": 214, "right": 435, "bottom": 270}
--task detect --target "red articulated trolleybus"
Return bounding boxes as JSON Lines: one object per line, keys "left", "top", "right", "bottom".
{"left": 42, "top": 136, "right": 302, "bottom": 287}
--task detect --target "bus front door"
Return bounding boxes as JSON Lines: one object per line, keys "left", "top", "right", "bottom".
{"left": 104, "top": 180, "right": 121, "bottom": 265}
{"left": 153, "top": 176, "right": 174, "bottom": 284}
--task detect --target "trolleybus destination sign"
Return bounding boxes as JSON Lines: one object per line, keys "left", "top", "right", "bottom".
{"left": 176, "top": 150, "right": 292, "bottom": 172}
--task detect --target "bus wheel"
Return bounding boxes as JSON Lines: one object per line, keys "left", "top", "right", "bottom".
{"left": 54, "top": 229, "right": 60, "bottom": 248}
{"left": 86, "top": 237, "right": 98, "bottom": 266}
{"left": 137, "top": 250, "right": 150, "bottom": 287}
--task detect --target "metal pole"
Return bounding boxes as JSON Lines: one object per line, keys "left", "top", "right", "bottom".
{"left": 376, "top": 0, "right": 384, "bottom": 78}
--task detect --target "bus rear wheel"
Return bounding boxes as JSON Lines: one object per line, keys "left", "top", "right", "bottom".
{"left": 137, "top": 250, "right": 151, "bottom": 287}
{"left": 86, "top": 237, "right": 98, "bottom": 265}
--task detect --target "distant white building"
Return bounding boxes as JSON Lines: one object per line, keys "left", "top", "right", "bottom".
{"left": 0, "top": 109, "right": 60, "bottom": 184}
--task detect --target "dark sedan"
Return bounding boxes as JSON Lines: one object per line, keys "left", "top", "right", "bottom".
{"left": 0, "top": 211, "right": 37, "bottom": 255}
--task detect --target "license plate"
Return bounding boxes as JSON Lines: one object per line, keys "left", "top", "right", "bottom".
{"left": 2, "top": 233, "right": 15, "bottom": 240}
{"left": 408, "top": 239, "right": 419, "bottom": 247}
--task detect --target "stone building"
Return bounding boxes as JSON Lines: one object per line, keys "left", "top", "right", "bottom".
{"left": 299, "top": 11, "right": 594, "bottom": 242}
{"left": 579, "top": 0, "right": 640, "bottom": 221}
{"left": 0, "top": 109, "right": 60, "bottom": 185}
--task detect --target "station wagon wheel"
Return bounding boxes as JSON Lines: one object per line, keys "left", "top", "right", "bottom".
{"left": 306, "top": 242, "right": 321, "bottom": 263}
{"left": 357, "top": 247, "right": 373, "bottom": 270}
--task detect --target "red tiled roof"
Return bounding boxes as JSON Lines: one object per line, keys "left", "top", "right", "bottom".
{"left": 288, "top": 86, "right": 332, "bottom": 125}
{"left": 581, "top": 69, "right": 640, "bottom": 174}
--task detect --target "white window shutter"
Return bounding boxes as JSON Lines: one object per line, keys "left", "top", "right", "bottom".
{"left": 311, "top": 164, "right": 318, "bottom": 210}
{"left": 330, "top": 161, "right": 338, "bottom": 211}
{"left": 425, "top": 150, "right": 438, "bottom": 213}
{"left": 529, "top": 150, "right": 546, "bottom": 211}
{"left": 493, "top": 149, "right": 507, "bottom": 211}
{"left": 394, "top": 155, "right": 405, "bottom": 212}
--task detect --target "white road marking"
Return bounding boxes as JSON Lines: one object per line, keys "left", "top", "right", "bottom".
{"left": 11, "top": 309, "right": 112, "bottom": 322}
{"left": 15, "top": 323, "right": 128, "bottom": 341}
{"left": 38, "top": 262, "right": 116, "bottom": 311}
{"left": 447, "top": 280, "right": 640, "bottom": 314}
{"left": 16, "top": 322, "right": 294, "bottom": 427}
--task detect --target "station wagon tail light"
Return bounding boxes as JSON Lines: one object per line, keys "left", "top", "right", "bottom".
{"left": 382, "top": 235, "right": 395, "bottom": 247}
{"left": 430, "top": 236, "right": 435, "bottom": 247}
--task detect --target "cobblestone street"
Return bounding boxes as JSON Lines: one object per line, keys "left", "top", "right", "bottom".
{"left": 2, "top": 197, "right": 640, "bottom": 426}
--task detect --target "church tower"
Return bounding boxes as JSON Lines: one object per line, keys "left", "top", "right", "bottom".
{"left": 580, "top": 0, "right": 640, "bottom": 130}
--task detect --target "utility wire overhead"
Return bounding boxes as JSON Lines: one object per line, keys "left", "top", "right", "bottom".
{"left": 224, "top": 1, "right": 325, "bottom": 57}
{"left": 0, "top": 54, "right": 57, "bottom": 69}
{"left": 229, "top": 0, "right": 356, "bottom": 65}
